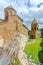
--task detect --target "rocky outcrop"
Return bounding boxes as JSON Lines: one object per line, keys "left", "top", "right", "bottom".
{"left": 0, "top": 34, "right": 28, "bottom": 65}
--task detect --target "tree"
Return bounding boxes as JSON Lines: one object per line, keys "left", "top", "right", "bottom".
{"left": 38, "top": 38, "right": 43, "bottom": 63}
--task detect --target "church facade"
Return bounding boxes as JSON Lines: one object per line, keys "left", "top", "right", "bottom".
{"left": 0, "top": 6, "right": 28, "bottom": 46}
{"left": 30, "top": 19, "right": 41, "bottom": 38}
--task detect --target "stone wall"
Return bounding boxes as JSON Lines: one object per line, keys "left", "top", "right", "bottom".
{"left": 0, "top": 7, "right": 28, "bottom": 46}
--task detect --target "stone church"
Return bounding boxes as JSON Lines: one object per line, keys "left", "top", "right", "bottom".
{"left": 30, "top": 19, "right": 41, "bottom": 38}
{"left": 0, "top": 6, "right": 28, "bottom": 47}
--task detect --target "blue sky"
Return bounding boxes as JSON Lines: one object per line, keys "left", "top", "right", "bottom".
{"left": 0, "top": 0, "right": 43, "bottom": 29}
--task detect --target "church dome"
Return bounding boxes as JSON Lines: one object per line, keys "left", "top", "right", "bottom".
{"left": 4, "top": 6, "right": 16, "bottom": 13}
{"left": 4, "top": 6, "right": 17, "bottom": 20}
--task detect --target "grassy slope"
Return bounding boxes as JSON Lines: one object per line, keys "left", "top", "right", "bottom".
{"left": 14, "top": 57, "right": 22, "bottom": 65}
{"left": 24, "top": 38, "right": 42, "bottom": 65}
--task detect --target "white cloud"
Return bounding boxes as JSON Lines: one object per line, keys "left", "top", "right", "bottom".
{"left": 30, "top": 0, "right": 43, "bottom": 6}
{"left": 0, "top": 0, "right": 8, "bottom": 5}
{"left": 7, "top": 0, "right": 43, "bottom": 29}
{"left": 0, "top": 0, "right": 43, "bottom": 29}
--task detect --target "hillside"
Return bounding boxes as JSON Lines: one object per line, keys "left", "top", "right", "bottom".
{"left": 24, "top": 38, "right": 42, "bottom": 65}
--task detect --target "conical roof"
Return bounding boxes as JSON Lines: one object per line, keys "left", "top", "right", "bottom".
{"left": 32, "top": 18, "right": 38, "bottom": 25}
{"left": 31, "top": 18, "right": 39, "bottom": 29}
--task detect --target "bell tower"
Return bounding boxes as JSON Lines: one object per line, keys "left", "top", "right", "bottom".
{"left": 30, "top": 18, "right": 41, "bottom": 38}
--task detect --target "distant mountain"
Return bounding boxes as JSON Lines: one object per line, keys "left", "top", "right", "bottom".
{"left": 40, "top": 28, "right": 43, "bottom": 38}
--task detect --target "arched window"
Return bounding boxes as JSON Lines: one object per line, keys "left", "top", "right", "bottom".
{"left": 34, "top": 28, "right": 36, "bottom": 30}
{"left": 5, "top": 11, "right": 8, "bottom": 20}
{"left": 32, "top": 28, "right": 34, "bottom": 30}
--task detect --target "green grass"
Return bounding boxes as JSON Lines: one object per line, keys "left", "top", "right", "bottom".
{"left": 11, "top": 57, "right": 22, "bottom": 65}
{"left": 14, "top": 57, "right": 22, "bottom": 65}
{"left": 28, "top": 39, "right": 33, "bottom": 42}
{"left": 24, "top": 38, "right": 42, "bottom": 65}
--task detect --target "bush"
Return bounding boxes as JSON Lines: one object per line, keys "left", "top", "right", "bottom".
{"left": 38, "top": 50, "right": 43, "bottom": 63}
{"left": 38, "top": 38, "right": 43, "bottom": 63}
